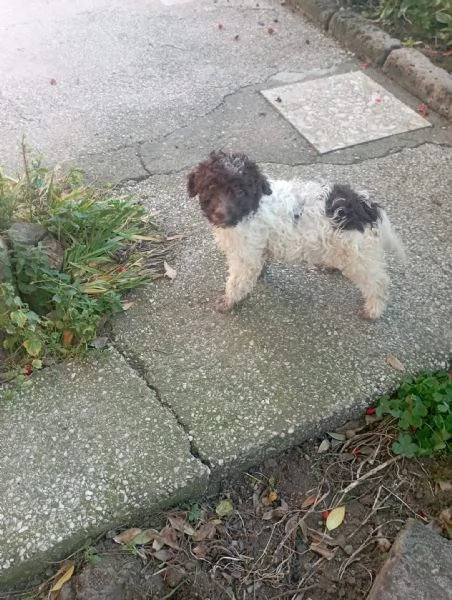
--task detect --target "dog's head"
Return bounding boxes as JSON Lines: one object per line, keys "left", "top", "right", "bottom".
{"left": 187, "top": 151, "right": 272, "bottom": 227}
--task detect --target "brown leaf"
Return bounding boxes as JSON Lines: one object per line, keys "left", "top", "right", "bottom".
{"left": 113, "top": 528, "right": 142, "bottom": 545}
{"left": 268, "top": 490, "right": 278, "bottom": 503}
{"left": 168, "top": 516, "right": 195, "bottom": 536}
{"left": 386, "top": 353, "right": 405, "bottom": 371}
{"left": 50, "top": 564, "right": 74, "bottom": 592}
{"left": 122, "top": 301, "right": 135, "bottom": 311}
{"left": 153, "top": 549, "right": 172, "bottom": 562}
{"left": 317, "top": 439, "right": 330, "bottom": 453}
{"left": 193, "top": 544, "right": 208, "bottom": 559}
{"left": 267, "top": 27, "right": 275, "bottom": 35}
{"left": 309, "top": 542, "right": 336, "bottom": 560}
{"left": 50, "top": 78, "right": 57, "bottom": 85}
{"left": 301, "top": 495, "right": 318, "bottom": 508}
{"left": 164, "top": 261, "right": 177, "bottom": 280}
{"left": 62, "top": 330, "right": 74, "bottom": 346}
{"left": 152, "top": 526, "right": 180, "bottom": 551}
{"left": 129, "top": 529, "right": 155, "bottom": 545}
{"left": 165, "top": 565, "right": 186, "bottom": 588}
{"left": 192, "top": 523, "right": 216, "bottom": 542}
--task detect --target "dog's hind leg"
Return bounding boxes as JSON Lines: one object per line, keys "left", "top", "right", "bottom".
{"left": 215, "top": 252, "right": 265, "bottom": 313}
{"left": 341, "top": 255, "right": 390, "bottom": 320}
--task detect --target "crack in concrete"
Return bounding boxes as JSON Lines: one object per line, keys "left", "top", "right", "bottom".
{"left": 113, "top": 140, "right": 452, "bottom": 187}
{"left": 110, "top": 338, "right": 212, "bottom": 470}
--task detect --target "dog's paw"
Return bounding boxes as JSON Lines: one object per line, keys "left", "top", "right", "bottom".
{"left": 215, "top": 295, "right": 234, "bottom": 313}
{"left": 360, "top": 303, "right": 383, "bottom": 321}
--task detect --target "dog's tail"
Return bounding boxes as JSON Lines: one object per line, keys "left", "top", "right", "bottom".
{"left": 379, "top": 209, "right": 406, "bottom": 264}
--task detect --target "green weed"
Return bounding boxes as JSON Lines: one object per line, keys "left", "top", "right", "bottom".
{"left": 1, "top": 144, "right": 168, "bottom": 382}
{"left": 376, "top": 371, "right": 452, "bottom": 458}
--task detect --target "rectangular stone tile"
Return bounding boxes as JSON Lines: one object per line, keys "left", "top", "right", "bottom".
{"left": 261, "top": 71, "right": 431, "bottom": 153}
{"left": 0, "top": 349, "right": 209, "bottom": 586}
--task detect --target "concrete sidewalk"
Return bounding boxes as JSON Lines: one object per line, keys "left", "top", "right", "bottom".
{"left": 1, "top": 0, "right": 451, "bottom": 588}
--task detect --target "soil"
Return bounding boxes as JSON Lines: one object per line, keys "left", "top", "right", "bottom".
{"left": 8, "top": 414, "right": 452, "bottom": 600}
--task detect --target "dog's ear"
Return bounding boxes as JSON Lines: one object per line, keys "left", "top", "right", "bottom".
{"left": 187, "top": 170, "right": 197, "bottom": 198}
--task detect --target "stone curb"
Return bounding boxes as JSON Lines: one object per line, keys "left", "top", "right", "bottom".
{"left": 290, "top": 0, "right": 452, "bottom": 120}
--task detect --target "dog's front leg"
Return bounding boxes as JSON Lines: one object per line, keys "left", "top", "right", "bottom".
{"left": 215, "top": 253, "right": 265, "bottom": 313}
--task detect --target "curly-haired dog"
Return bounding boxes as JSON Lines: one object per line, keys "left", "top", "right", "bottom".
{"left": 187, "top": 151, "right": 405, "bottom": 320}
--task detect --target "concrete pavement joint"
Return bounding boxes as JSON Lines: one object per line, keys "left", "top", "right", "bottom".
{"left": 110, "top": 337, "right": 213, "bottom": 471}
{"left": 117, "top": 140, "right": 452, "bottom": 187}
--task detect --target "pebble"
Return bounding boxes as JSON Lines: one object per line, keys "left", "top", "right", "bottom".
{"left": 344, "top": 544, "right": 354, "bottom": 555}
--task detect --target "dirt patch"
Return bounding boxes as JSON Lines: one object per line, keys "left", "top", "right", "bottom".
{"left": 7, "top": 415, "right": 452, "bottom": 600}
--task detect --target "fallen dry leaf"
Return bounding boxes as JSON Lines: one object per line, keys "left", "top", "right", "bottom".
{"left": 309, "top": 542, "right": 336, "bottom": 560}
{"left": 193, "top": 544, "right": 208, "bottom": 559}
{"left": 62, "top": 330, "right": 74, "bottom": 346}
{"left": 121, "top": 301, "right": 135, "bottom": 311}
{"left": 268, "top": 490, "right": 278, "bottom": 503}
{"left": 164, "top": 261, "right": 177, "bottom": 280}
{"left": 165, "top": 565, "right": 186, "bottom": 588}
{"left": 153, "top": 548, "right": 173, "bottom": 562}
{"left": 152, "top": 526, "right": 180, "bottom": 551}
{"left": 168, "top": 516, "right": 195, "bottom": 536}
{"left": 113, "top": 528, "right": 142, "bottom": 545}
{"left": 326, "top": 506, "right": 346, "bottom": 531}
{"left": 318, "top": 439, "right": 330, "bottom": 453}
{"left": 301, "top": 494, "right": 318, "bottom": 508}
{"left": 50, "top": 563, "right": 74, "bottom": 592}
{"left": 192, "top": 523, "right": 216, "bottom": 542}
{"left": 386, "top": 353, "right": 405, "bottom": 371}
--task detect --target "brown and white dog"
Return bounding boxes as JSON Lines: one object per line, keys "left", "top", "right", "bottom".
{"left": 187, "top": 151, "right": 404, "bottom": 319}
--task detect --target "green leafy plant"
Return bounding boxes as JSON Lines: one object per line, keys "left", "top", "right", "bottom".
{"left": 1, "top": 145, "right": 169, "bottom": 383}
{"left": 377, "top": 371, "right": 452, "bottom": 458}
{"left": 344, "top": 0, "right": 452, "bottom": 47}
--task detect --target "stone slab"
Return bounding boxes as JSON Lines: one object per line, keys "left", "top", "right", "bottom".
{"left": 367, "top": 519, "right": 452, "bottom": 600}
{"left": 0, "top": 349, "right": 209, "bottom": 587}
{"left": 113, "top": 143, "right": 452, "bottom": 473}
{"left": 329, "top": 11, "right": 401, "bottom": 67}
{"left": 261, "top": 71, "right": 431, "bottom": 153}
{"left": 383, "top": 48, "right": 452, "bottom": 121}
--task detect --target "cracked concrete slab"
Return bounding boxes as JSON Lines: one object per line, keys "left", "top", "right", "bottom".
{"left": 0, "top": 349, "right": 209, "bottom": 586}
{"left": 0, "top": 0, "right": 347, "bottom": 177}
{"left": 113, "top": 143, "right": 451, "bottom": 470}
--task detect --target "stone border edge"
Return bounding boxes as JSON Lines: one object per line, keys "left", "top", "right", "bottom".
{"left": 289, "top": 0, "right": 452, "bottom": 120}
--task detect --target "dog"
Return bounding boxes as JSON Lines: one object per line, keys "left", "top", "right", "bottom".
{"left": 187, "top": 151, "right": 405, "bottom": 320}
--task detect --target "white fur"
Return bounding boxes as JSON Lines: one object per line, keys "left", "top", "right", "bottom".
{"left": 213, "top": 179, "right": 404, "bottom": 319}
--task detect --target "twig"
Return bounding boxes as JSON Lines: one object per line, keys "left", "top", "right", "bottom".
{"left": 381, "top": 486, "right": 429, "bottom": 521}
{"left": 337, "top": 457, "right": 400, "bottom": 502}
